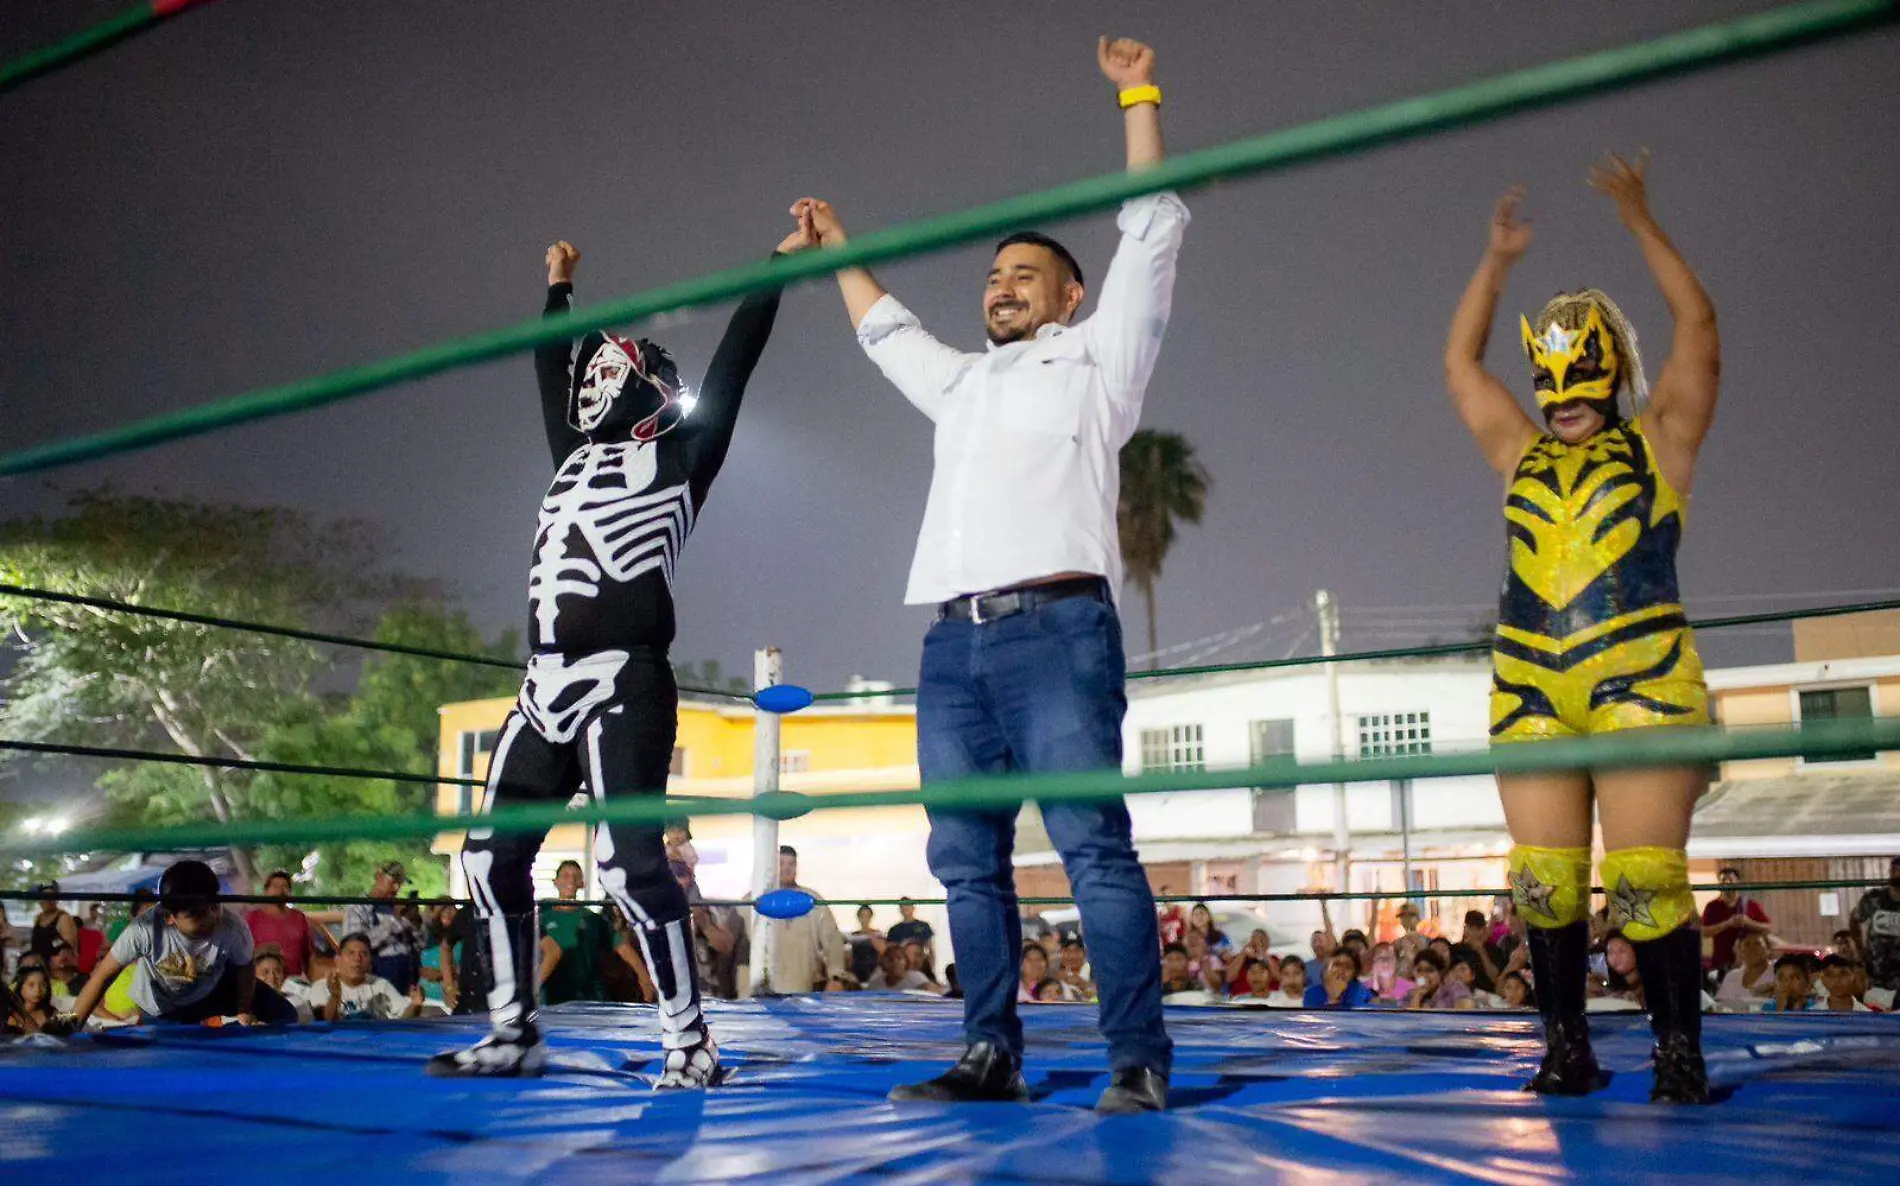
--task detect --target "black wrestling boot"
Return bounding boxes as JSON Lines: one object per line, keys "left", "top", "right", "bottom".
{"left": 427, "top": 911, "right": 547, "bottom": 1079}
{"left": 1634, "top": 927, "right": 1711, "bottom": 1105}
{"left": 1096, "top": 1067, "right": 1169, "bottom": 1114}
{"left": 888, "top": 1041, "right": 1029, "bottom": 1103}
{"left": 1524, "top": 922, "right": 1605, "bottom": 1096}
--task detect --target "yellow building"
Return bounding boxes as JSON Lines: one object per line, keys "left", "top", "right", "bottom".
{"left": 433, "top": 692, "right": 940, "bottom": 914}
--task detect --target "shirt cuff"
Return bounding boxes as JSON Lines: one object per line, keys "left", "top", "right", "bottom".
{"left": 855, "top": 292, "right": 918, "bottom": 348}
{"left": 1117, "top": 191, "right": 1191, "bottom": 241}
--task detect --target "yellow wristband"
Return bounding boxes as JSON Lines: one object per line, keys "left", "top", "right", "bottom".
{"left": 1118, "top": 84, "right": 1161, "bottom": 110}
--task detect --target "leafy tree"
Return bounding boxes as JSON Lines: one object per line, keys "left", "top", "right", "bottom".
{"left": 0, "top": 489, "right": 441, "bottom": 884}
{"left": 673, "top": 658, "right": 749, "bottom": 695}
{"left": 1117, "top": 429, "right": 1212, "bottom": 667}
{"left": 248, "top": 604, "right": 519, "bottom": 896}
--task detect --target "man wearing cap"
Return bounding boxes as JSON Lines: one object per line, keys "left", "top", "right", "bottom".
{"left": 343, "top": 862, "right": 422, "bottom": 994}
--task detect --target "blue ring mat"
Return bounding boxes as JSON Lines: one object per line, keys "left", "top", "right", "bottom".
{"left": 4, "top": 997, "right": 1897, "bottom": 1183}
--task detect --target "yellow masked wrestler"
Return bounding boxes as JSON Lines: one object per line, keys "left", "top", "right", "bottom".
{"left": 1444, "top": 151, "right": 1721, "bottom": 1105}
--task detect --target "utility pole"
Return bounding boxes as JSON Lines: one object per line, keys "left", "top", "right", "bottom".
{"left": 1315, "top": 590, "right": 1352, "bottom": 899}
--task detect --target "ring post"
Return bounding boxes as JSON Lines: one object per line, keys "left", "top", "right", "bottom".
{"left": 748, "top": 647, "right": 783, "bottom": 996}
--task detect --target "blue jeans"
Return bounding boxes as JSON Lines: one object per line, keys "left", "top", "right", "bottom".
{"left": 917, "top": 592, "right": 1170, "bottom": 1074}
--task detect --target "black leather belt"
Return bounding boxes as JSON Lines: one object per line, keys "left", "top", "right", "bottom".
{"left": 938, "top": 576, "right": 1108, "bottom": 624}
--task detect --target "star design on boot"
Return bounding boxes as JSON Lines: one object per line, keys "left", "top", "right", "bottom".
{"left": 1609, "top": 874, "right": 1659, "bottom": 932}
{"left": 1511, "top": 865, "right": 1559, "bottom": 921}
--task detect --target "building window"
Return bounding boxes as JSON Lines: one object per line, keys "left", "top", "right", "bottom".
{"left": 1357, "top": 711, "right": 1432, "bottom": 758}
{"left": 780, "top": 750, "right": 811, "bottom": 775}
{"left": 456, "top": 728, "right": 499, "bottom": 814}
{"left": 1798, "top": 686, "right": 1876, "bottom": 763}
{"left": 670, "top": 747, "right": 687, "bottom": 777}
{"left": 1140, "top": 725, "right": 1204, "bottom": 772}
{"left": 1250, "top": 719, "right": 1296, "bottom": 763}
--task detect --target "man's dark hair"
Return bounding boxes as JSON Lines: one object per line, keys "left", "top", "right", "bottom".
{"left": 1341, "top": 928, "right": 1368, "bottom": 945}
{"left": 1819, "top": 953, "right": 1860, "bottom": 972}
{"left": 1162, "top": 942, "right": 1189, "bottom": 958}
{"left": 264, "top": 869, "right": 294, "bottom": 887}
{"left": 1060, "top": 937, "right": 1085, "bottom": 951}
{"left": 158, "top": 860, "right": 220, "bottom": 914}
{"left": 1464, "top": 910, "right": 1487, "bottom": 928}
{"left": 1241, "top": 957, "right": 1268, "bottom": 975}
{"left": 338, "top": 932, "right": 373, "bottom": 954}
{"left": 1718, "top": 866, "right": 1742, "bottom": 879}
{"left": 993, "top": 231, "right": 1084, "bottom": 288}
{"left": 778, "top": 845, "right": 797, "bottom": 858}
{"left": 555, "top": 859, "right": 583, "bottom": 877}
{"left": 856, "top": 903, "right": 874, "bottom": 914}
{"left": 254, "top": 948, "right": 285, "bottom": 968}
{"left": 1773, "top": 953, "right": 1811, "bottom": 975}
{"left": 1413, "top": 951, "right": 1447, "bottom": 974}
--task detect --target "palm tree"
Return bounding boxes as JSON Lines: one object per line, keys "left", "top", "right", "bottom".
{"left": 1117, "top": 429, "right": 1211, "bottom": 668}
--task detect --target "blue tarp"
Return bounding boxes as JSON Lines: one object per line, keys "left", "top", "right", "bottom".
{"left": 4, "top": 998, "right": 1898, "bottom": 1183}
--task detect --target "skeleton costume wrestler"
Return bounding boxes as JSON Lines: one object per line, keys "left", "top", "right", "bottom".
{"left": 428, "top": 254, "right": 784, "bottom": 1085}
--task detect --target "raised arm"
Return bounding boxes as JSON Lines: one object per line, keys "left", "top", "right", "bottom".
{"left": 1080, "top": 37, "right": 1189, "bottom": 418}
{"left": 682, "top": 218, "right": 820, "bottom": 502}
{"left": 795, "top": 197, "right": 976, "bottom": 422}
{"left": 1445, "top": 187, "right": 1542, "bottom": 477}
{"left": 1101, "top": 36, "right": 1163, "bottom": 171}
{"left": 536, "top": 241, "right": 586, "bottom": 466}
{"left": 794, "top": 199, "right": 889, "bottom": 330}
{"left": 1591, "top": 152, "right": 1719, "bottom": 466}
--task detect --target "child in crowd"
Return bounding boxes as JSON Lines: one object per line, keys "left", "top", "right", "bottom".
{"left": 252, "top": 948, "right": 314, "bottom": 1022}
{"left": 7, "top": 966, "right": 56, "bottom": 1033}
{"left": 1406, "top": 951, "right": 1474, "bottom": 1010}
{"left": 1263, "top": 956, "right": 1307, "bottom": 1007}
{"left": 1762, "top": 954, "right": 1816, "bottom": 1012}
{"left": 1818, "top": 955, "right": 1871, "bottom": 1012}
{"left": 1363, "top": 942, "right": 1415, "bottom": 1004}
{"left": 1499, "top": 971, "right": 1536, "bottom": 1009}
{"left": 1305, "top": 950, "right": 1374, "bottom": 1009}
{"left": 1033, "top": 979, "right": 1066, "bottom": 1003}
{"left": 1159, "top": 944, "right": 1196, "bottom": 995}
{"left": 56, "top": 861, "right": 297, "bottom": 1030}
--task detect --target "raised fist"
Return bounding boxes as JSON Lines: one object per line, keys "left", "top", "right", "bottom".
{"left": 1098, "top": 36, "right": 1156, "bottom": 90}
{"left": 546, "top": 240, "right": 580, "bottom": 286}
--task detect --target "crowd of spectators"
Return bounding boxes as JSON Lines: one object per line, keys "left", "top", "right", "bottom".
{"left": 9, "top": 853, "right": 1900, "bottom": 1032}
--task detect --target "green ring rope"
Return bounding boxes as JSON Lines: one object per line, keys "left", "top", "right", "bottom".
{"left": 1, "top": 0, "right": 1890, "bottom": 476}
{"left": 6, "top": 715, "right": 1895, "bottom": 858}
{"left": 0, "top": 1, "right": 218, "bottom": 96}
{"left": 0, "top": 879, "right": 1882, "bottom": 911}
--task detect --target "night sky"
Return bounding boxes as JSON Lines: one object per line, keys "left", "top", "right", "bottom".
{"left": 5, "top": 1, "right": 1898, "bottom": 702}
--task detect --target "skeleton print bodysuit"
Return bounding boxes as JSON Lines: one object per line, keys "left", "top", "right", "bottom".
{"left": 443, "top": 271, "right": 782, "bottom": 1085}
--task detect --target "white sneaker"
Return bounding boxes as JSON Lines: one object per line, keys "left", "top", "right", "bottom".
{"left": 653, "top": 1030, "right": 722, "bottom": 1089}
{"left": 426, "top": 1031, "right": 548, "bottom": 1079}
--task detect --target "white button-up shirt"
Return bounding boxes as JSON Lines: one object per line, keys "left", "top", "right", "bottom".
{"left": 857, "top": 192, "right": 1190, "bottom": 605}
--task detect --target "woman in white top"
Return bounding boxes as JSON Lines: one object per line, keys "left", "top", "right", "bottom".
{"left": 1714, "top": 932, "right": 1775, "bottom": 1008}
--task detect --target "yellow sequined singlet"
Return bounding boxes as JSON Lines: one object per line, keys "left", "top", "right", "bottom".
{"left": 1488, "top": 418, "right": 1709, "bottom": 741}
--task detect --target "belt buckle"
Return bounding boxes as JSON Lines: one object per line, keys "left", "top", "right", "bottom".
{"left": 970, "top": 593, "right": 990, "bottom": 625}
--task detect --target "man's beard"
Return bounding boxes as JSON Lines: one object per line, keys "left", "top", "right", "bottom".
{"left": 985, "top": 303, "right": 1031, "bottom": 346}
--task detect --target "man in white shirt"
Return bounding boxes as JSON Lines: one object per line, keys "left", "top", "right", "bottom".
{"left": 792, "top": 36, "right": 1185, "bottom": 1114}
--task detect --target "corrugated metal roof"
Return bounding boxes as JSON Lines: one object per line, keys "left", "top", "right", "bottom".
{"left": 1695, "top": 770, "right": 1900, "bottom": 837}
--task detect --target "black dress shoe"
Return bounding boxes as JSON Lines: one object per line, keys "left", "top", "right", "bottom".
{"left": 1096, "top": 1066, "right": 1169, "bottom": 1114}
{"left": 888, "top": 1041, "right": 1029, "bottom": 1103}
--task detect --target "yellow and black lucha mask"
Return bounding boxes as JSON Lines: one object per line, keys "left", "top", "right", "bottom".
{"left": 1520, "top": 302, "right": 1626, "bottom": 425}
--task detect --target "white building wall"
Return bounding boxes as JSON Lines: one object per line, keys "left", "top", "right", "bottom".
{"left": 1122, "top": 662, "right": 1504, "bottom": 841}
